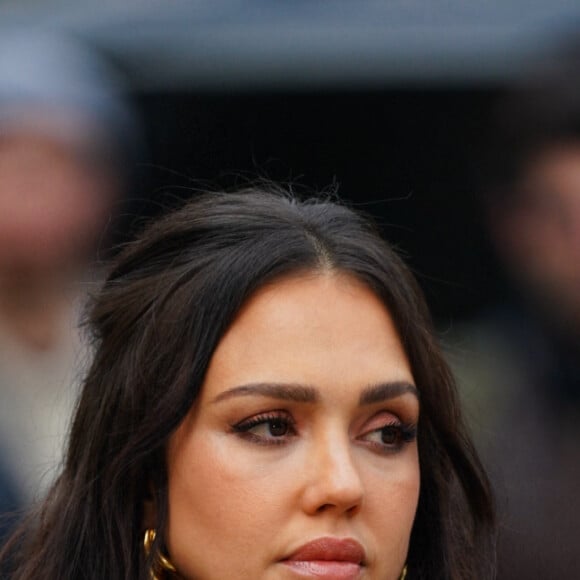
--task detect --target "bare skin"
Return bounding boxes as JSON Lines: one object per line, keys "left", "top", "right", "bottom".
{"left": 164, "top": 273, "right": 420, "bottom": 580}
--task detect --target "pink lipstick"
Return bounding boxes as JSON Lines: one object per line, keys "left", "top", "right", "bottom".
{"left": 282, "top": 537, "right": 365, "bottom": 579}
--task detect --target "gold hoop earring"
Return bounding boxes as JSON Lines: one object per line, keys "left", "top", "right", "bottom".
{"left": 143, "top": 529, "right": 178, "bottom": 579}
{"left": 400, "top": 564, "right": 408, "bottom": 580}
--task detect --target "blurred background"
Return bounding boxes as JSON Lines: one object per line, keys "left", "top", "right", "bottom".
{"left": 0, "top": 0, "right": 576, "bottom": 322}
{"left": 0, "top": 1, "right": 579, "bottom": 577}
{"left": 1, "top": 0, "right": 577, "bottom": 321}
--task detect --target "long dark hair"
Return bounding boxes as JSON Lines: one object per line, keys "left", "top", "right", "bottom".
{"left": 1, "top": 188, "right": 495, "bottom": 579}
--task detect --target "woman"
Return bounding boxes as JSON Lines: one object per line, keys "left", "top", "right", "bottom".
{"left": 1, "top": 188, "right": 495, "bottom": 579}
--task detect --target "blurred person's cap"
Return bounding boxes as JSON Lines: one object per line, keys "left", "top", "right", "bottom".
{"left": 0, "top": 29, "right": 139, "bottom": 162}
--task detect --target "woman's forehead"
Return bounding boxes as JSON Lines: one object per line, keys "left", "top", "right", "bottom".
{"left": 199, "top": 271, "right": 414, "bottom": 403}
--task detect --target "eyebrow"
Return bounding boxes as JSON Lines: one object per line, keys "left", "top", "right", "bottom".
{"left": 211, "top": 381, "right": 418, "bottom": 405}
{"left": 359, "top": 381, "right": 419, "bottom": 405}
{"left": 212, "top": 383, "right": 318, "bottom": 404}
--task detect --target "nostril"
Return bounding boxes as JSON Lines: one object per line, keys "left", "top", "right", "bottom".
{"left": 315, "top": 501, "right": 361, "bottom": 515}
{"left": 316, "top": 503, "right": 333, "bottom": 514}
{"left": 344, "top": 502, "right": 362, "bottom": 518}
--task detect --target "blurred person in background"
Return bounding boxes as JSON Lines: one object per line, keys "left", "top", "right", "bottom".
{"left": 447, "top": 42, "right": 580, "bottom": 579}
{"left": 0, "top": 30, "right": 139, "bottom": 524}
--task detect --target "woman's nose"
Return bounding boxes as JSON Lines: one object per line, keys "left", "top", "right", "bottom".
{"left": 300, "top": 431, "right": 364, "bottom": 516}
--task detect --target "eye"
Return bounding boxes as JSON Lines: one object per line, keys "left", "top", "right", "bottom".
{"left": 231, "top": 411, "right": 297, "bottom": 445}
{"left": 358, "top": 419, "right": 417, "bottom": 454}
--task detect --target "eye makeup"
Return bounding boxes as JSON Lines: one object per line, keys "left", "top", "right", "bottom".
{"left": 231, "top": 410, "right": 297, "bottom": 446}
{"left": 230, "top": 406, "right": 417, "bottom": 456}
{"left": 357, "top": 419, "right": 417, "bottom": 455}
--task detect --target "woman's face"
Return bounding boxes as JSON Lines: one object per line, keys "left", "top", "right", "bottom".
{"left": 166, "top": 273, "right": 420, "bottom": 579}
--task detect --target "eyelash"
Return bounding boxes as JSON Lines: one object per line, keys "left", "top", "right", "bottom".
{"left": 358, "top": 421, "right": 418, "bottom": 454}
{"left": 231, "top": 411, "right": 417, "bottom": 453}
{"left": 231, "top": 411, "right": 297, "bottom": 446}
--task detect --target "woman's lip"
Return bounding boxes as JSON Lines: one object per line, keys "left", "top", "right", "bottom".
{"left": 284, "top": 537, "right": 366, "bottom": 564}
{"left": 281, "top": 560, "right": 362, "bottom": 579}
